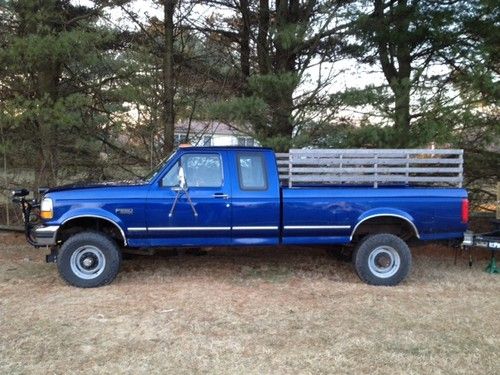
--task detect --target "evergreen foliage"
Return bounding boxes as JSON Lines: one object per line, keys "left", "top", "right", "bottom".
{"left": 0, "top": 0, "right": 497, "bottom": 210}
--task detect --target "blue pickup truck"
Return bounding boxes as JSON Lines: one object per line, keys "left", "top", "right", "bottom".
{"left": 14, "top": 146, "right": 468, "bottom": 287}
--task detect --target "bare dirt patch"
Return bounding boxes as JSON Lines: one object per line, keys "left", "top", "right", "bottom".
{"left": 0, "top": 235, "right": 498, "bottom": 374}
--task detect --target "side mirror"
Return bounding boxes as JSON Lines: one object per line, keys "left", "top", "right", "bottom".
{"left": 12, "top": 189, "right": 29, "bottom": 197}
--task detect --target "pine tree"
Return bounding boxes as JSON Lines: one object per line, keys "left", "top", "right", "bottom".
{"left": 0, "top": 0, "right": 129, "bottom": 188}
{"left": 200, "top": 0, "right": 351, "bottom": 151}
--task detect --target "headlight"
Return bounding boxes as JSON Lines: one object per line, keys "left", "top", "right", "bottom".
{"left": 40, "top": 197, "right": 53, "bottom": 220}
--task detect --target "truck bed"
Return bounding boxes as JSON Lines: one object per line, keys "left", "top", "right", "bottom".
{"left": 281, "top": 186, "right": 467, "bottom": 244}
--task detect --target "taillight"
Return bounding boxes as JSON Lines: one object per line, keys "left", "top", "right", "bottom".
{"left": 461, "top": 199, "right": 469, "bottom": 224}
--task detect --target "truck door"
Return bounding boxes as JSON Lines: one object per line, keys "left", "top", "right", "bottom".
{"left": 230, "top": 151, "right": 280, "bottom": 245}
{"left": 146, "top": 150, "right": 232, "bottom": 246}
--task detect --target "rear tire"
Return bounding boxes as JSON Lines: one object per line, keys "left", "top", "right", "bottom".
{"left": 353, "top": 233, "right": 411, "bottom": 286}
{"left": 57, "top": 231, "right": 122, "bottom": 288}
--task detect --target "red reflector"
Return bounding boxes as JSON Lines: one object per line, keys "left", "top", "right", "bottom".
{"left": 461, "top": 199, "right": 469, "bottom": 223}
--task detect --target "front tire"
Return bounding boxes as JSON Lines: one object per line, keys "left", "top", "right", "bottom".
{"left": 353, "top": 233, "right": 411, "bottom": 286}
{"left": 57, "top": 231, "right": 122, "bottom": 288}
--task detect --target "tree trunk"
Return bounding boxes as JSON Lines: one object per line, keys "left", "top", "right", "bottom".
{"left": 162, "top": 0, "right": 176, "bottom": 155}
{"left": 393, "top": 71, "right": 411, "bottom": 142}
{"left": 240, "top": 0, "right": 251, "bottom": 95}
{"left": 394, "top": 0, "right": 411, "bottom": 141}
{"left": 267, "top": 0, "right": 298, "bottom": 150}
{"left": 374, "top": 0, "right": 412, "bottom": 145}
{"left": 257, "top": 0, "right": 270, "bottom": 75}
{"left": 36, "top": 63, "right": 61, "bottom": 189}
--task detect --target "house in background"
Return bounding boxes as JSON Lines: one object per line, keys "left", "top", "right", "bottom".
{"left": 174, "top": 121, "right": 257, "bottom": 147}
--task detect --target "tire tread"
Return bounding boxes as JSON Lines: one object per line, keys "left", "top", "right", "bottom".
{"left": 353, "top": 233, "right": 411, "bottom": 286}
{"left": 57, "top": 231, "right": 122, "bottom": 288}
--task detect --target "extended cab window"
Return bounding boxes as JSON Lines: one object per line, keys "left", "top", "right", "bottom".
{"left": 162, "top": 153, "right": 223, "bottom": 187}
{"left": 237, "top": 153, "right": 268, "bottom": 190}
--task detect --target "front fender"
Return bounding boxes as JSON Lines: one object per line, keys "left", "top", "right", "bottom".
{"left": 49, "top": 208, "right": 128, "bottom": 245}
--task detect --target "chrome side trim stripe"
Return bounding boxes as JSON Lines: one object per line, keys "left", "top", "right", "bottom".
{"left": 62, "top": 215, "right": 128, "bottom": 246}
{"left": 232, "top": 226, "right": 278, "bottom": 230}
{"left": 349, "top": 213, "right": 420, "bottom": 240}
{"left": 284, "top": 225, "right": 351, "bottom": 230}
{"left": 128, "top": 225, "right": 349, "bottom": 232}
{"left": 35, "top": 225, "right": 60, "bottom": 233}
{"left": 148, "top": 226, "right": 231, "bottom": 231}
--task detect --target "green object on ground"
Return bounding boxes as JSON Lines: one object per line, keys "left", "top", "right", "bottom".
{"left": 485, "top": 253, "right": 498, "bottom": 274}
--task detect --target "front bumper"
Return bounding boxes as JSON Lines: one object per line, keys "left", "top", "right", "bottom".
{"left": 32, "top": 225, "right": 60, "bottom": 246}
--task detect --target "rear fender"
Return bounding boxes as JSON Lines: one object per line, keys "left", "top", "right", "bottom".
{"left": 351, "top": 208, "right": 419, "bottom": 240}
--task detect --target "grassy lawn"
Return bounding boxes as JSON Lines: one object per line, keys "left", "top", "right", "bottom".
{"left": 0, "top": 233, "right": 498, "bottom": 374}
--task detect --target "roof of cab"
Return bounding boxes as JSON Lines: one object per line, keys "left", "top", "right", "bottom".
{"left": 177, "top": 146, "right": 274, "bottom": 152}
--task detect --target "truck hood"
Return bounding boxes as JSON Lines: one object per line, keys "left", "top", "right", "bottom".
{"left": 45, "top": 180, "right": 147, "bottom": 193}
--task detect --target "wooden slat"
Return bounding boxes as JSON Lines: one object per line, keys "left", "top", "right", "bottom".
{"left": 290, "top": 167, "right": 463, "bottom": 174}
{"left": 288, "top": 158, "right": 463, "bottom": 165}
{"left": 289, "top": 149, "right": 463, "bottom": 155}
{"left": 290, "top": 175, "right": 463, "bottom": 183}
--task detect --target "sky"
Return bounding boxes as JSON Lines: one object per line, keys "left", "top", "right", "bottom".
{"left": 74, "top": 0, "right": 386, "bottom": 89}
{"left": 72, "top": 0, "right": 390, "bottom": 123}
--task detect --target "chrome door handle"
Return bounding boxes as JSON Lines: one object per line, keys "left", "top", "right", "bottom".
{"left": 213, "top": 193, "right": 229, "bottom": 199}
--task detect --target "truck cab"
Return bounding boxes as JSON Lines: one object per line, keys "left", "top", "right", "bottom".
{"left": 144, "top": 147, "right": 281, "bottom": 247}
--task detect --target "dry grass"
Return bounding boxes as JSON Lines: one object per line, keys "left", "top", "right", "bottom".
{"left": 0, "top": 233, "right": 499, "bottom": 375}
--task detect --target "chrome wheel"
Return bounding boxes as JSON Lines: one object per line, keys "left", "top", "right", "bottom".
{"left": 367, "top": 245, "right": 400, "bottom": 279}
{"left": 69, "top": 245, "right": 106, "bottom": 280}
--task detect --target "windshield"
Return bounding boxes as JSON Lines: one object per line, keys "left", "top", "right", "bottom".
{"left": 142, "top": 151, "right": 176, "bottom": 182}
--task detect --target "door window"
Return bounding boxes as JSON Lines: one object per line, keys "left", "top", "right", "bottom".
{"left": 237, "top": 153, "right": 267, "bottom": 190}
{"left": 182, "top": 153, "right": 223, "bottom": 187}
{"left": 162, "top": 154, "right": 223, "bottom": 187}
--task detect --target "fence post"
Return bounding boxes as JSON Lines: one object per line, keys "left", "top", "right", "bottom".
{"left": 2, "top": 124, "right": 8, "bottom": 226}
{"left": 458, "top": 150, "right": 464, "bottom": 188}
{"left": 405, "top": 153, "right": 410, "bottom": 185}
{"left": 497, "top": 182, "right": 499, "bottom": 220}
{"left": 339, "top": 153, "right": 343, "bottom": 184}
{"left": 5, "top": 195, "right": 9, "bottom": 227}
